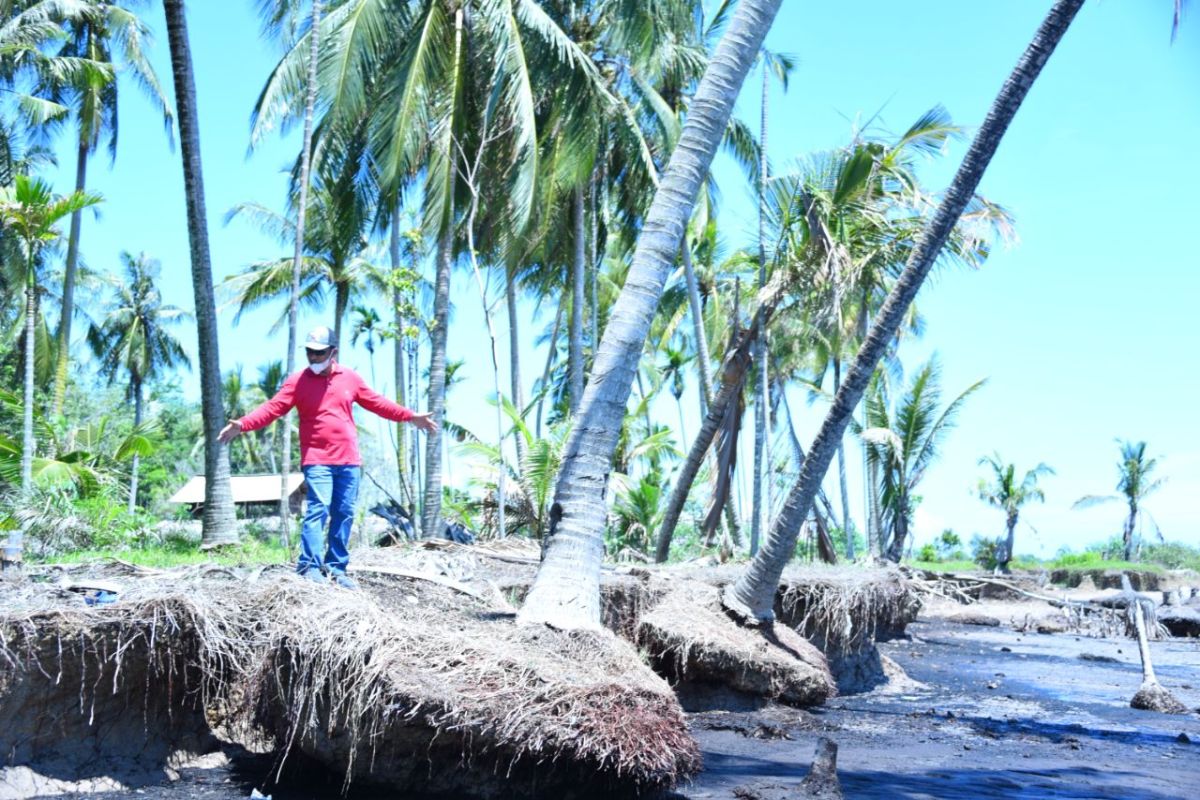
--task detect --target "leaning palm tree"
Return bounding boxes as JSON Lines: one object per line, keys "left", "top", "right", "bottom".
{"left": 47, "top": 0, "right": 174, "bottom": 416}
{"left": 977, "top": 453, "right": 1054, "bottom": 572}
{"left": 88, "top": 252, "right": 191, "bottom": 512}
{"left": 1073, "top": 440, "right": 1165, "bottom": 562}
{"left": 163, "top": 0, "right": 237, "bottom": 548}
{"left": 857, "top": 361, "right": 984, "bottom": 562}
{"left": 723, "top": 0, "right": 1087, "bottom": 623}
{"left": 0, "top": 174, "right": 100, "bottom": 566}
{"left": 518, "top": 0, "right": 786, "bottom": 630}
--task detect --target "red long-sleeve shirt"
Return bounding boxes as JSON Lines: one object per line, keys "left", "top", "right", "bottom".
{"left": 238, "top": 363, "right": 414, "bottom": 466}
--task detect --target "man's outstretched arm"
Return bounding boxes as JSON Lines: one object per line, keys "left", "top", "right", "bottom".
{"left": 218, "top": 379, "right": 297, "bottom": 443}
{"left": 356, "top": 382, "right": 439, "bottom": 433}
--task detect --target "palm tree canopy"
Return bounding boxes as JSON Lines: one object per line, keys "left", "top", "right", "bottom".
{"left": 0, "top": 174, "right": 101, "bottom": 253}
{"left": 977, "top": 452, "right": 1054, "bottom": 515}
{"left": 1074, "top": 439, "right": 1166, "bottom": 510}
{"left": 87, "top": 251, "right": 191, "bottom": 392}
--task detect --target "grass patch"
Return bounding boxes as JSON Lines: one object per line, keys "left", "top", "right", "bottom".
{"left": 907, "top": 559, "right": 979, "bottom": 573}
{"left": 1046, "top": 559, "right": 1164, "bottom": 574}
{"left": 32, "top": 536, "right": 292, "bottom": 569}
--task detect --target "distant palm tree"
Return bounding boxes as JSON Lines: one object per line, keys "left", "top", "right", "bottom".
{"left": 858, "top": 361, "right": 984, "bottom": 562}
{"left": 254, "top": 359, "right": 286, "bottom": 473}
{"left": 659, "top": 341, "right": 691, "bottom": 444}
{"left": 1073, "top": 440, "right": 1165, "bottom": 562}
{"left": 88, "top": 252, "right": 191, "bottom": 512}
{"left": 163, "top": 0, "right": 238, "bottom": 548}
{"left": 350, "top": 304, "right": 382, "bottom": 387}
{"left": 0, "top": 174, "right": 101, "bottom": 566}
{"left": 977, "top": 453, "right": 1054, "bottom": 572}
{"left": 47, "top": 0, "right": 174, "bottom": 416}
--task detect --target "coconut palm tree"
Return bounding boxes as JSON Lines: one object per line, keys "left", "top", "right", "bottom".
{"left": 977, "top": 453, "right": 1053, "bottom": 572}
{"left": 1073, "top": 440, "right": 1165, "bottom": 562}
{"left": 47, "top": 0, "right": 174, "bottom": 416}
{"left": 163, "top": 0, "right": 238, "bottom": 548}
{"left": 350, "top": 304, "right": 382, "bottom": 386}
{"left": 652, "top": 109, "right": 1009, "bottom": 564}
{"left": 254, "top": 359, "right": 286, "bottom": 473}
{"left": 723, "top": 0, "right": 1086, "bottom": 623}
{"left": 251, "top": 0, "right": 323, "bottom": 542}
{"left": 0, "top": 174, "right": 100, "bottom": 566}
{"left": 88, "top": 252, "right": 191, "bottom": 512}
{"left": 857, "top": 362, "right": 984, "bottom": 562}
{"left": 518, "top": 0, "right": 785, "bottom": 630}
{"left": 222, "top": 131, "right": 375, "bottom": 347}
{"left": 751, "top": 48, "right": 793, "bottom": 557}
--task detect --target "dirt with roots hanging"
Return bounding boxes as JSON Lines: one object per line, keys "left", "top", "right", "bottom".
{"left": 1, "top": 541, "right": 1196, "bottom": 799}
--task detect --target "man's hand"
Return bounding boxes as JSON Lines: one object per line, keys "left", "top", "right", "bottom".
{"left": 218, "top": 420, "right": 243, "bottom": 444}
{"left": 409, "top": 412, "right": 438, "bottom": 434}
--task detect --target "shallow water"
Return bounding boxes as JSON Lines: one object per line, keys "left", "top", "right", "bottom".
{"left": 678, "top": 620, "right": 1199, "bottom": 800}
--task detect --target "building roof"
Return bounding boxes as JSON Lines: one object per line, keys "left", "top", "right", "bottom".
{"left": 168, "top": 474, "right": 305, "bottom": 505}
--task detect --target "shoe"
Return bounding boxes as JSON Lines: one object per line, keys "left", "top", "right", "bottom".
{"left": 301, "top": 568, "right": 327, "bottom": 584}
{"left": 331, "top": 573, "right": 359, "bottom": 590}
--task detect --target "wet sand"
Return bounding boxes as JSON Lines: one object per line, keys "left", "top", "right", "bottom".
{"left": 677, "top": 618, "right": 1199, "bottom": 799}
{"left": 26, "top": 618, "right": 1199, "bottom": 800}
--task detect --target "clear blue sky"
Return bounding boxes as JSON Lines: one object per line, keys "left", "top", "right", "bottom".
{"left": 46, "top": 1, "right": 1199, "bottom": 556}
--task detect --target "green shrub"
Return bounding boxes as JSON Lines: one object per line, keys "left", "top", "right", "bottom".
{"left": 916, "top": 543, "right": 938, "bottom": 563}
{"left": 971, "top": 534, "right": 1003, "bottom": 570}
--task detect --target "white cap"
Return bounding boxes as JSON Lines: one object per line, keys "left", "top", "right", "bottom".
{"left": 304, "top": 326, "right": 335, "bottom": 351}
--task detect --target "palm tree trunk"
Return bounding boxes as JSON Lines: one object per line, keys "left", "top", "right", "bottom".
{"left": 750, "top": 61, "right": 771, "bottom": 556}
{"left": 779, "top": 378, "right": 840, "bottom": 528}
{"left": 389, "top": 207, "right": 410, "bottom": 504}
{"left": 681, "top": 244, "right": 713, "bottom": 412}
{"left": 725, "top": 0, "right": 1085, "bottom": 622}
{"left": 9, "top": 266, "right": 37, "bottom": 565}
{"left": 278, "top": 0, "right": 321, "bottom": 546}
{"left": 128, "top": 378, "right": 143, "bottom": 514}
{"left": 1000, "top": 511, "right": 1018, "bottom": 572}
{"left": 409, "top": 332, "right": 420, "bottom": 528}
{"left": 568, "top": 186, "right": 586, "bottom": 414}
{"left": 535, "top": 300, "right": 563, "bottom": 439}
{"left": 832, "top": 359, "right": 855, "bottom": 560}
{"left": 422, "top": 220, "right": 454, "bottom": 539}
{"left": 886, "top": 495, "right": 910, "bottom": 562}
{"left": 164, "top": 0, "right": 237, "bottom": 548}
{"left": 506, "top": 265, "right": 526, "bottom": 464}
{"left": 51, "top": 138, "right": 89, "bottom": 417}
{"left": 1124, "top": 503, "right": 1137, "bottom": 562}
{"left": 333, "top": 279, "right": 349, "bottom": 349}
{"left": 589, "top": 172, "right": 599, "bottom": 357}
{"left": 519, "top": 0, "right": 784, "bottom": 627}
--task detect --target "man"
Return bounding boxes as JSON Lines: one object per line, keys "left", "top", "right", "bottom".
{"left": 219, "top": 326, "right": 436, "bottom": 588}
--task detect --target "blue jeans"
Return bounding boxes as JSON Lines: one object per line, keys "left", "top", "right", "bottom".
{"left": 298, "top": 465, "right": 361, "bottom": 576}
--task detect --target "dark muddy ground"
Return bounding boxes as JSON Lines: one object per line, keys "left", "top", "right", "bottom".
{"left": 22, "top": 620, "right": 1200, "bottom": 800}
{"left": 677, "top": 620, "right": 1200, "bottom": 800}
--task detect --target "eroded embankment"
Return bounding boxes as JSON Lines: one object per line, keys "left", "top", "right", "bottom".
{"left": 0, "top": 547, "right": 920, "bottom": 798}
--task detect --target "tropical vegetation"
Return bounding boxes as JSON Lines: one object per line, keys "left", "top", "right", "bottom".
{"left": 0, "top": 2, "right": 1189, "bottom": 638}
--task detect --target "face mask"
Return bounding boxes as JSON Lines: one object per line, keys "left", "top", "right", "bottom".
{"left": 309, "top": 357, "right": 332, "bottom": 375}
